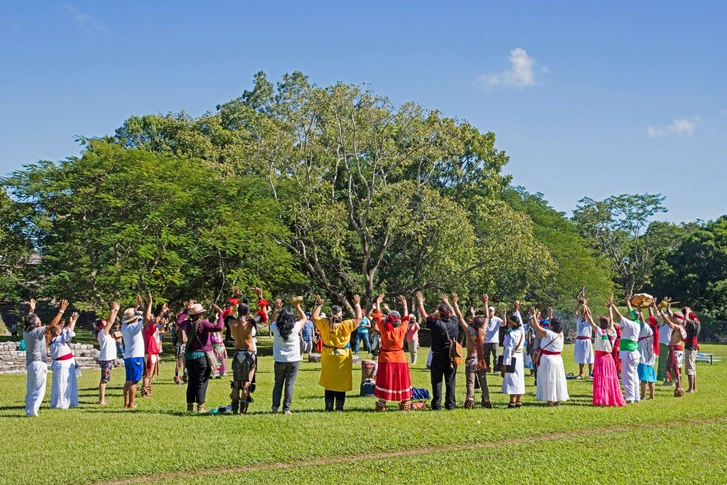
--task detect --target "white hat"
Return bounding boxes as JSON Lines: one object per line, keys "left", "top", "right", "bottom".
{"left": 122, "top": 308, "right": 141, "bottom": 324}
{"left": 319, "top": 312, "right": 327, "bottom": 319}
{"left": 189, "top": 303, "right": 206, "bottom": 315}
{"left": 489, "top": 306, "right": 495, "bottom": 312}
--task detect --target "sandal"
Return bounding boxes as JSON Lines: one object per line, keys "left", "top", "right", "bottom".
{"left": 97, "top": 400, "right": 108, "bottom": 405}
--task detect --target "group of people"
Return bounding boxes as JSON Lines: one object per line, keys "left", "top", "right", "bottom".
{"left": 21, "top": 286, "right": 701, "bottom": 417}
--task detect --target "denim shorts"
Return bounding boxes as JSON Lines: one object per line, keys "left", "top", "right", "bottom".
{"left": 124, "top": 357, "right": 144, "bottom": 382}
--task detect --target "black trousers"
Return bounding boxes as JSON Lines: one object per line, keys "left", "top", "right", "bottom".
{"left": 186, "top": 355, "right": 211, "bottom": 404}
{"left": 431, "top": 353, "right": 457, "bottom": 410}
{"left": 324, "top": 390, "right": 346, "bottom": 411}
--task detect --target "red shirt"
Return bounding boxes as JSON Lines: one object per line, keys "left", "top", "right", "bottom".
{"left": 143, "top": 324, "right": 159, "bottom": 355}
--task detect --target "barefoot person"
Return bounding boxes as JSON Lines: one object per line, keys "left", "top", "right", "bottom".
{"left": 227, "top": 299, "right": 257, "bottom": 414}
{"left": 176, "top": 301, "right": 224, "bottom": 413}
{"left": 583, "top": 305, "right": 625, "bottom": 406}
{"left": 657, "top": 303, "right": 687, "bottom": 395}
{"left": 451, "top": 294, "right": 490, "bottom": 409}
{"left": 532, "top": 307, "right": 569, "bottom": 406}
{"left": 23, "top": 299, "right": 66, "bottom": 417}
{"left": 49, "top": 310, "right": 80, "bottom": 409}
{"left": 97, "top": 302, "right": 121, "bottom": 405}
{"left": 312, "top": 294, "right": 361, "bottom": 412}
{"left": 373, "top": 295, "right": 413, "bottom": 412}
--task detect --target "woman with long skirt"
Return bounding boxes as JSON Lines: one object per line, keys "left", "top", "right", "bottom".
{"left": 373, "top": 295, "right": 413, "bottom": 411}
{"left": 501, "top": 313, "right": 526, "bottom": 408}
{"left": 50, "top": 311, "right": 80, "bottom": 409}
{"left": 583, "top": 305, "right": 625, "bottom": 406}
{"left": 531, "top": 307, "right": 569, "bottom": 406}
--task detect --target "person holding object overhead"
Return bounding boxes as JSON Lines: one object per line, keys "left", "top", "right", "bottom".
{"left": 23, "top": 298, "right": 66, "bottom": 416}
{"left": 574, "top": 304, "right": 594, "bottom": 379}
{"left": 176, "top": 300, "right": 224, "bottom": 413}
{"left": 501, "top": 311, "right": 525, "bottom": 408}
{"left": 373, "top": 295, "right": 413, "bottom": 412}
{"left": 312, "top": 294, "right": 361, "bottom": 411}
{"left": 609, "top": 293, "right": 641, "bottom": 403}
{"left": 582, "top": 304, "right": 625, "bottom": 406}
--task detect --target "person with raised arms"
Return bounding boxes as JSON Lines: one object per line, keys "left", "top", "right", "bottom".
{"left": 226, "top": 296, "right": 258, "bottom": 415}
{"left": 531, "top": 306, "right": 569, "bottom": 406}
{"left": 312, "top": 294, "right": 361, "bottom": 411}
{"left": 417, "top": 292, "right": 460, "bottom": 411}
{"left": 23, "top": 298, "right": 66, "bottom": 416}
{"left": 655, "top": 301, "right": 687, "bottom": 396}
{"left": 582, "top": 304, "right": 625, "bottom": 406}
{"left": 609, "top": 294, "right": 641, "bottom": 403}
{"left": 450, "top": 293, "right": 490, "bottom": 409}
{"left": 636, "top": 307, "right": 657, "bottom": 400}
{"left": 574, "top": 303, "right": 594, "bottom": 379}
{"left": 269, "top": 297, "right": 308, "bottom": 415}
{"left": 49, "top": 309, "right": 80, "bottom": 409}
{"left": 96, "top": 301, "right": 121, "bottom": 405}
{"left": 373, "top": 295, "right": 413, "bottom": 412}
{"left": 501, "top": 311, "right": 526, "bottom": 408}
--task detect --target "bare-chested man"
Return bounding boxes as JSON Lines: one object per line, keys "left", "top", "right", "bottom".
{"left": 228, "top": 289, "right": 261, "bottom": 414}
{"left": 657, "top": 302, "right": 687, "bottom": 394}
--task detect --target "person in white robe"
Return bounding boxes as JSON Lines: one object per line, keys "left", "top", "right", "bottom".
{"left": 531, "top": 307, "right": 569, "bottom": 405}
{"left": 574, "top": 315, "right": 594, "bottom": 378}
{"left": 50, "top": 311, "right": 80, "bottom": 409}
{"left": 23, "top": 298, "right": 68, "bottom": 416}
{"left": 609, "top": 294, "right": 641, "bottom": 403}
{"left": 501, "top": 313, "right": 525, "bottom": 408}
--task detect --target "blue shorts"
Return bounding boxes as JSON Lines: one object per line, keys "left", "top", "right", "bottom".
{"left": 637, "top": 363, "right": 656, "bottom": 383}
{"left": 124, "top": 357, "right": 144, "bottom": 382}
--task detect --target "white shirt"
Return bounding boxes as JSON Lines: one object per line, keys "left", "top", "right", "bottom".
{"left": 576, "top": 317, "right": 592, "bottom": 337}
{"left": 50, "top": 329, "right": 75, "bottom": 360}
{"left": 594, "top": 328, "right": 615, "bottom": 353}
{"left": 540, "top": 330, "right": 564, "bottom": 352}
{"left": 121, "top": 320, "right": 144, "bottom": 359}
{"left": 97, "top": 331, "right": 117, "bottom": 362}
{"left": 620, "top": 317, "right": 640, "bottom": 343}
{"left": 485, "top": 317, "right": 503, "bottom": 343}
{"left": 638, "top": 323, "right": 655, "bottom": 366}
{"left": 658, "top": 323, "right": 673, "bottom": 345}
{"left": 271, "top": 320, "right": 304, "bottom": 362}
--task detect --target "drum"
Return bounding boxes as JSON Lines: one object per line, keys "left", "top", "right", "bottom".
{"left": 630, "top": 293, "right": 654, "bottom": 309}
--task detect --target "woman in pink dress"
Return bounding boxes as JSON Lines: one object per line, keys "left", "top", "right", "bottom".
{"left": 583, "top": 305, "right": 625, "bottom": 407}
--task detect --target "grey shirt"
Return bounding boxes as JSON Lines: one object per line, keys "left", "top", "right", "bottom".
{"left": 23, "top": 326, "right": 47, "bottom": 365}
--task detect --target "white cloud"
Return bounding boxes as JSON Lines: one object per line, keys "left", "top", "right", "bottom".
{"left": 475, "top": 48, "right": 539, "bottom": 89}
{"left": 64, "top": 4, "right": 104, "bottom": 35}
{"left": 648, "top": 117, "right": 699, "bottom": 138}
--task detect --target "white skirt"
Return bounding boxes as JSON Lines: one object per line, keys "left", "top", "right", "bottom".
{"left": 574, "top": 339, "right": 594, "bottom": 364}
{"left": 50, "top": 360, "right": 79, "bottom": 409}
{"left": 536, "top": 354, "right": 570, "bottom": 402}
{"left": 501, "top": 351, "right": 525, "bottom": 395}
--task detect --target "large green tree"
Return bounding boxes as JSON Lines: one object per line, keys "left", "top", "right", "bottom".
{"left": 1, "top": 141, "right": 299, "bottom": 309}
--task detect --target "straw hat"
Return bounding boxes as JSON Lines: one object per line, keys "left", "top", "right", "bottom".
{"left": 189, "top": 303, "right": 206, "bottom": 315}
{"left": 122, "top": 308, "right": 141, "bottom": 324}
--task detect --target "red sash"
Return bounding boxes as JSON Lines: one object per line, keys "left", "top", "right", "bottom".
{"left": 576, "top": 336, "right": 590, "bottom": 341}
{"left": 540, "top": 349, "right": 561, "bottom": 356}
{"left": 54, "top": 353, "right": 73, "bottom": 361}
{"left": 595, "top": 350, "right": 611, "bottom": 357}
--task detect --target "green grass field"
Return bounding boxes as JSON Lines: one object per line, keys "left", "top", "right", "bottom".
{"left": 1, "top": 339, "right": 725, "bottom": 485}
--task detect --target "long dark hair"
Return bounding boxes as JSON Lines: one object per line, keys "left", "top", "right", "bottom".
{"left": 276, "top": 307, "right": 297, "bottom": 341}
{"left": 550, "top": 317, "right": 563, "bottom": 334}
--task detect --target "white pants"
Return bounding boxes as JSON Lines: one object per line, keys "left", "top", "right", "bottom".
{"left": 50, "top": 360, "right": 79, "bottom": 409}
{"left": 25, "top": 362, "right": 48, "bottom": 417}
{"left": 620, "top": 351, "right": 640, "bottom": 402}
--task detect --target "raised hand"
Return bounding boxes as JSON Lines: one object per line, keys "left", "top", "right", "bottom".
{"left": 254, "top": 287, "right": 264, "bottom": 298}
{"left": 353, "top": 294, "right": 361, "bottom": 306}
{"left": 59, "top": 299, "right": 69, "bottom": 311}
{"left": 416, "top": 292, "right": 424, "bottom": 303}
{"left": 397, "top": 295, "right": 406, "bottom": 306}
{"left": 608, "top": 293, "right": 614, "bottom": 308}
{"left": 376, "top": 293, "right": 385, "bottom": 304}
{"left": 69, "top": 312, "right": 79, "bottom": 323}
{"left": 482, "top": 294, "right": 489, "bottom": 304}
{"left": 29, "top": 298, "right": 36, "bottom": 313}
{"left": 529, "top": 306, "right": 536, "bottom": 315}
{"left": 275, "top": 298, "right": 283, "bottom": 309}
{"left": 514, "top": 300, "right": 521, "bottom": 311}
{"left": 136, "top": 294, "right": 143, "bottom": 307}
{"left": 382, "top": 302, "right": 390, "bottom": 312}
{"left": 213, "top": 304, "right": 222, "bottom": 314}
{"left": 233, "top": 286, "right": 242, "bottom": 297}
{"left": 451, "top": 294, "right": 459, "bottom": 305}
{"left": 111, "top": 301, "right": 120, "bottom": 312}
{"left": 469, "top": 307, "right": 476, "bottom": 318}
{"left": 316, "top": 294, "right": 324, "bottom": 305}
{"left": 440, "top": 294, "right": 449, "bottom": 304}
{"left": 184, "top": 300, "right": 192, "bottom": 310}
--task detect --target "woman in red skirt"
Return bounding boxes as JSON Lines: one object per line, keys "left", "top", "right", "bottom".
{"left": 374, "top": 295, "right": 413, "bottom": 411}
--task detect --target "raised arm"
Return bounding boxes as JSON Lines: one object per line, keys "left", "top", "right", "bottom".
{"left": 583, "top": 306, "right": 599, "bottom": 333}
{"left": 144, "top": 293, "right": 154, "bottom": 327}
{"left": 416, "top": 292, "right": 427, "bottom": 321}
{"left": 352, "top": 294, "right": 362, "bottom": 325}
{"left": 67, "top": 311, "right": 79, "bottom": 333}
{"left": 271, "top": 298, "right": 283, "bottom": 324}
{"left": 529, "top": 307, "right": 547, "bottom": 338}
{"left": 312, "top": 295, "right": 323, "bottom": 320}
{"left": 49, "top": 299, "right": 69, "bottom": 327}
{"left": 398, "top": 295, "right": 408, "bottom": 318}
{"left": 451, "top": 294, "right": 468, "bottom": 331}
{"left": 104, "top": 302, "right": 120, "bottom": 335}
{"left": 294, "top": 301, "right": 306, "bottom": 322}
{"left": 608, "top": 293, "right": 624, "bottom": 321}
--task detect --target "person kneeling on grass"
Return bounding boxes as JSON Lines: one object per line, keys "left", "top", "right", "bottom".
{"left": 374, "top": 295, "right": 414, "bottom": 412}
{"left": 450, "top": 293, "right": 491, "bottom": 409}
{"left": 312, "top": 294, "right": 361, "bottom": 412}
{"left": 49, "top": 310, "right": 80, "bottom": 409}
{"left": 177, "top": 301, "right": 224, "bottom": 413}
{"left": 97, "top": 302, "right": 121, "bottom": 405}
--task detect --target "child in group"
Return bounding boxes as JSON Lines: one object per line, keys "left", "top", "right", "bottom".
{"left": 211, "top": 330, "right": 227, "bottom": 378}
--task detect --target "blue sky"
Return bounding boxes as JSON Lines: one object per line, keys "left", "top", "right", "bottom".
{"left": 1, "top": 1, "right": 725, "bottom": 222}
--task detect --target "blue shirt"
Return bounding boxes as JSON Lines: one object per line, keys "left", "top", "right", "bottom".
{"left": 358, "top": 317, "right": 370, "bottom": 334}
{"left": 301, "top": 320, "right": 314, "bottom": 341}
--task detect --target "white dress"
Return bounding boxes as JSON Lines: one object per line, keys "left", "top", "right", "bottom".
{"left": 573, "top": 317, "right": 594, "bottom": 364}
{"left": 536, "top": 330, "right": 570, "bottom": 402}
{"left": 501, "top": 328, "right": 525, "bottom": 395}
{"left": 50, "top": 329, "right": 79, "bottom": 409}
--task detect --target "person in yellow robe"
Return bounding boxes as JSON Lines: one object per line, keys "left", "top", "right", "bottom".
{"left": 312, "top": 294, "right": 362, "bottom": 411}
